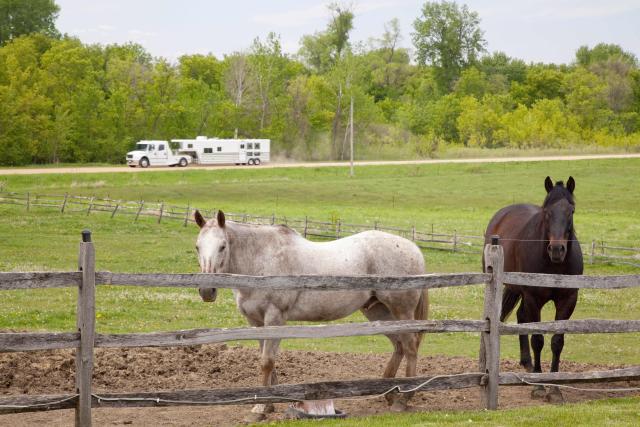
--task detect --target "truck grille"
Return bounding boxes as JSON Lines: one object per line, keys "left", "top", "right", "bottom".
{"left": 127, "top": 155, "right": 133, "bottom": 159}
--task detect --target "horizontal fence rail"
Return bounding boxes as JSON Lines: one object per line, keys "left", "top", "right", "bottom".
{"left": 0, "top": 234, "right": 639, "bottom": 425}
{"left": 2, "top": 367, "right": 639, "bottom": 415}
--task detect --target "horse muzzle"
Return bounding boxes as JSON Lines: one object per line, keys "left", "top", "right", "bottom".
{"left": 547, "top": 241, "right": 567, "bottom": 263}
{"left": 198, "top": 287, "right": 217, "bottom": 302}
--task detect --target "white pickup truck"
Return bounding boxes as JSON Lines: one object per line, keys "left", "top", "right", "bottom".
{"left": 126, "top": 141, "right": 192, "bottom": 168}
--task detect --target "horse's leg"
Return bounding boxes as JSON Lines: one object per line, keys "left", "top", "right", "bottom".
{"left": 525, "top": 298, "right": 546, "bottom": 399}
{"left": 546, "top": 291, "right": 578, "bottom": 404}
{"left": 385, "top": 303, "right": 421, "bottom": 411}
{"left": 516, "top": 302, "right": 533, "bottom": 372}
{"left": 248, "top": 309, "right": 283, "bottom": 420}
{"left": 361, "top": 303, "right": 404, "bottom": 406}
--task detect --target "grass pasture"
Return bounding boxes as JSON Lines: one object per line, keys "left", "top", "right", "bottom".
{"left": 1, "top": 158, "right": 639, "bottom": 366}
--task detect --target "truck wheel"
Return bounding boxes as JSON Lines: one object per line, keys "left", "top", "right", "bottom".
{"left": 139, "top": 157, "right": 150, "bottom": 168}
{"left": 247, "top": 159, "right": 255, "bottom": 165}
{"left": 254, "top": 158, "right": 261, "bottom": 165}
{"left": 179, "top": 158, "right": 188, "bottom": 167}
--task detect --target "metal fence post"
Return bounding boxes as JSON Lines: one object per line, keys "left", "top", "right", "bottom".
{"left": 479, "top": 235, "right": 503, "bottom": 410}
{"left": 76, "top": 230, "right": 96, "bottom": 426}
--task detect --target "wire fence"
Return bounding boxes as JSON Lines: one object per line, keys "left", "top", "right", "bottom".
{"left": 0, "top": 190, "right": 638, "bottom": 267}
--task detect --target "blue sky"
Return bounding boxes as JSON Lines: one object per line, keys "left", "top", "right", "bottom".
{"left": 55, "top": 0, "right": 640, "bottom": 64}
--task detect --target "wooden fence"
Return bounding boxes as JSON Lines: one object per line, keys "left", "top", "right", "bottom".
{"left": 0, "top": 232, "right": 639, "bottom": 426}
{"left": 2, "top": 190, "right": 639, "bottom": 265}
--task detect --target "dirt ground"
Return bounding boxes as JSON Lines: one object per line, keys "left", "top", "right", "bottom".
{"left": 1, "top": 345, "right": 638, "bottom": 426}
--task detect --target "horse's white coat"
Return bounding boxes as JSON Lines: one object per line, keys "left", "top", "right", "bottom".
{"left": 195, "top": 210, "right": 428, "bottom": 416}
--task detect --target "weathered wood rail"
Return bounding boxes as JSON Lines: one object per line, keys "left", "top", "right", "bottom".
{"left": 0, "top": 232, "right": 639, "bottom": 426}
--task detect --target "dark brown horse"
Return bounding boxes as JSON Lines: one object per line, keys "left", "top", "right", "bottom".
{"left": 484, "top": 176, "right": 583, "bottom": 403}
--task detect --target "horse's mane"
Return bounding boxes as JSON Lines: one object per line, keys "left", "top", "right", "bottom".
{"left": 543, "top": 181, "right": 575, "bottom": 207}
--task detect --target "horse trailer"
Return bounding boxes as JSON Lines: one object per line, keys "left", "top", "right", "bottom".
{"left": 172, "top": 136, "right": 270, "bottom": 166}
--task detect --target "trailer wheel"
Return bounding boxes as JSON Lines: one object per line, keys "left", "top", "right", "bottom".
{"left": 247, "top": 158, "right": 255, "bottom": 165}
{"left": 254, "top": 158, "right": 261, "bottom": 166}
{"left": 179, "top": 158, "right": 188, "bottom": 167}
{"left": 139, "top": 157, "right": 150, "bottom": 168}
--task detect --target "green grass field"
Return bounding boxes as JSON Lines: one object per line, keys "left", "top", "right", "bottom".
{"left": 275, "top": 396, "right": 640, "bottom": 427}
{"left": 1, "top": 159, "right": 639, "bottom": 366}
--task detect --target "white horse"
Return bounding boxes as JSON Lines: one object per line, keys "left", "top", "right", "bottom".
{"left": 194, "top": 210, "right": 428, "bottom": 420}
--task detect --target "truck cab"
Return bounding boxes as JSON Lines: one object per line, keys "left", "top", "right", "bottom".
{"left": 126, "top": 141, "right": 192, "bottom": 168}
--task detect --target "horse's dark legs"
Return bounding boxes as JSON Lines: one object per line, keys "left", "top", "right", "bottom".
{"left": 546, "top": 292, "right": 578, "bottom": 403}
{"left": 522, "top": 298, "right": 546, "bottom": 399}
{"left": 516, "top": 303, "right": 533, "bottom": 372}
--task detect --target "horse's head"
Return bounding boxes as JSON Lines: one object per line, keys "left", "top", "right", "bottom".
{"left": 542, "top": 176, "right": 576, "bottom": 263}
{"left": 194, "top": 209, "right": 230, "bottom": 302}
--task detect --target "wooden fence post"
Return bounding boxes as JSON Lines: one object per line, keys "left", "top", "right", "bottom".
{"left": 61, "top": 193, "right": 69, "bottom": 213}
{"left": 337, "top": 219, "right": 341, "bottom": 238}
{"left": 304, "top": 216, "right": 308, "bottom": 238}
{"left": 76, "top": 230, "right": 96, "bottom": 426}
{"left": 184, "top": 204, "right": 191, "bottom": 227}
{"left": 157, "top": 203, "right": 164, "bottom": 224}
{"left": 412, "top": 225, "right": 416, "bottom": 241}
{"left": 26, "top": 192, "right": 30, "bottom": 211}
{"left": 134, "top": 201, "right": 144, "bottom": 222}
{"left": 86, "top": 197, "right": 94, "bottom": 216}
{"left": 590, "top": 240, "right": 596, "bottom": 265}
{"left": 479, "top": 235, "right": 504, "bottom": 410}
{"left": 453, "top": 230, "right": 458, "bottom": 253}
{"left": 110, "top": 204, "right": 119, "bottom": 219}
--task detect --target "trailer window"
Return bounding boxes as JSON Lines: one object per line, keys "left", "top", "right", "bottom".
{"left": 247, "top": 143, "right": 253, "bottom": 149}
{"left": 217, "top": 147, "right": 222, "bottom": 152}
{"left": 158, "top": 144, "right": 165, "bottom": 151}
{"left": 254, "top": 152, "right": 260, "bottom": 157}
{"left": 188, "top": 144, "right": 193, "bottom": 148}
{"left": 204, "top": 148, "right": 213, "bottom": 154}
{"left": 255, "top": 143, "right": 260, "bottom": 149}
{"left": 240, "top": 144, "right": 245, "bottom": 149}
{"left": 247, "top": 152, "right": 253, "bottom": 157}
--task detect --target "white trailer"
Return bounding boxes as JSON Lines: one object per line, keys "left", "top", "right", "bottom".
{"left": 172, "top": 136, "right": 270, "bottom": 166}
{"left": 126, "top": 141, "right": 192, "bottom": 168}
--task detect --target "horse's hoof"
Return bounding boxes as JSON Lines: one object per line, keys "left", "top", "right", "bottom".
{"left": 531, "top": 386, "right": 546, "bottom": 399}
{"left": 545, "top": 390, "right": 564, "bottom": 404}
{"left": 251, "top": 403, "right": 274, "bottom": 414}
{"left": 243, "top": 412, "right": 267, "bottom": 423}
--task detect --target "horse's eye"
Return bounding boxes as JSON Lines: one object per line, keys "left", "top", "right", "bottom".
{"left": 219, "top": 245, "right": 226, "bottom": 252}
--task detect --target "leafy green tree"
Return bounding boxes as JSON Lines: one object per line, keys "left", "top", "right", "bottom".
{"left": 412, "top": 1, "right": 486, "bottom": 90}
{"left": 0, "top": 0, "right": 60, "bottom": 45}
{"left": 576, "top": 43, "right": 637, "bottom": 67}
{"left": 298, "top": 3, "right": 354, "bottom": 73}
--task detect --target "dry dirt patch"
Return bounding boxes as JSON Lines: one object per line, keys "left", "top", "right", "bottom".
{"left": 1, "top": 345, "right": 638, "bottom": 426}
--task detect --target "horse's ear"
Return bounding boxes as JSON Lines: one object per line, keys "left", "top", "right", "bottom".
{"left": 544, "top": 176, "right": 553, "bottom": 193}
{"left": 217, "top": 210, "right": 226, "bottom": 228}
{"left": 567, "top": 176, "right": 575, "bottom": 194}
{"left": 194, "top": 210, "right": 206, "bottom": 228}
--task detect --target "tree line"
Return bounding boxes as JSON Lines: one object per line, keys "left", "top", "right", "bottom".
{"left": 0, "top": 1, "right": 639, "bottom": 166}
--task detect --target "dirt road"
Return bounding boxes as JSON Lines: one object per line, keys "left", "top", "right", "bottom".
{"left": 1, "top": 153, "right": 639, "bottom": 176}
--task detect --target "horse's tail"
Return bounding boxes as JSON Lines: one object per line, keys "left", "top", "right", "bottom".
{"left": 500, "top": 287, "right": 521, "bottom": 322}
{"left": 415, "top": 290, "right": 429, "bottom": 347}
